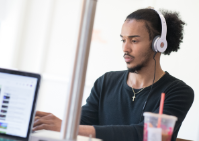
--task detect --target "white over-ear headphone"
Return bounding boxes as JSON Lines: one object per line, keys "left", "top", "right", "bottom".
{"left": 151, "top": 9, "right": 168, "bottom": 53}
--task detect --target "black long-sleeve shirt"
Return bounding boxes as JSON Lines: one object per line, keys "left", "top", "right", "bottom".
{"left": 80, "top": 71, "right": 194, "bottom": 141}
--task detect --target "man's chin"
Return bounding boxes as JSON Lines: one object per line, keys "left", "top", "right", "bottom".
{"left": 127, "top": 68, "right": 137, "bottom": 73}
{"left": 127, "top": 65, "right": 143, "bottom": 73}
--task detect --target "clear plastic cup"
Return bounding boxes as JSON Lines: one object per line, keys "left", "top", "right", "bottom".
{"left": 143, "top": 112, "right": 178, "bottom": 141}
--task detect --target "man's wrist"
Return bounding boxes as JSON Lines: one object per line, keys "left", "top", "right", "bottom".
{"left": 78, "top": 125, "right": 96, "bottom": 138}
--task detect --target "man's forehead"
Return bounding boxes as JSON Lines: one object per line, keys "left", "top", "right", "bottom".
{"left": 121, "top": 19, "right": 147, "bottom": 37}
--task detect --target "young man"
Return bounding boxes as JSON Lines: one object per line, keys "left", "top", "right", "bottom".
{"left": 33, "top": 8, "right": 194, "bottom": 141}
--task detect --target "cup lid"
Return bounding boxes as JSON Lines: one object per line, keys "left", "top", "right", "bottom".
{"left": 143, "top": 112, "right": 178, "bottom": 121}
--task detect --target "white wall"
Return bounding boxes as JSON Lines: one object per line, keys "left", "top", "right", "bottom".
{"left": 0, "top": 0, "right": 199, "bottom": 140}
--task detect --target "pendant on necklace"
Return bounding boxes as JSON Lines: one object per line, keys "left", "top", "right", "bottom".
{"left": 132, "top": 96, "right": 136, "bottom": 101}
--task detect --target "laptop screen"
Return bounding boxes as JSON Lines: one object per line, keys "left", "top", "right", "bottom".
{"left": 0, "top": 72, "right": 39, "bottom": 138}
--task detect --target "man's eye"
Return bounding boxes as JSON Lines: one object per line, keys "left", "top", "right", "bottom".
{"left": 132, "top": 40, "right": 137, "bottom": 43}
{"left": 121, "top": 40, "right": 125, "bottom": 43}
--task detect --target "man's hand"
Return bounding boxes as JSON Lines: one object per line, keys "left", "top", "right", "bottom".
{"left": 33, "top": 111, "right": 96, "bottom": 138}
{"left": 79, "top": 125, "right": 96, "bottom": 138}
{"left": 33, "top": 111, "right": 62, "bottom": 132}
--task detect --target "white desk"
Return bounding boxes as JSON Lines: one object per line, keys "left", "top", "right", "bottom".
{"left": 30, "top": 130, "right": 102, "bottom": 141}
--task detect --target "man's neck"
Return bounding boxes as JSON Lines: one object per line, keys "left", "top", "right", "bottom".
{"left": 127, "top": 57, "right": 165, "bottom": 89}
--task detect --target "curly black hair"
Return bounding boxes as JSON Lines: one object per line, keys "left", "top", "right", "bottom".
{"left": 125, "top": 8, "right": 185, "bottom": 55}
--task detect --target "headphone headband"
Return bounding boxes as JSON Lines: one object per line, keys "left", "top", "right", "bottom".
{"left": 150, "top": 8, "right": 168, "bottom": 53}
{"left": 153, "top": 9, "right": 167, "bottom": 39}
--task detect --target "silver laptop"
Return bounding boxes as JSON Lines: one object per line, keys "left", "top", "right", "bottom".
{"left": 0, "top": 68, "right": 41, "bottom": 141}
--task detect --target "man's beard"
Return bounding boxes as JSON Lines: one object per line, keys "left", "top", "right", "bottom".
{"left": 124, "top": 51, "right": 152, "bottom": 73}
{"left": 127, "top": 64, "right": 143, "bottom": 73}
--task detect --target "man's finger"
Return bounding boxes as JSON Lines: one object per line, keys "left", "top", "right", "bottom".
{"left": 33, "top": 118, "right": 52, "bottom": 127}
{"left": 38, "top": 113, "right": 56, "bottom": 120}
{"left": 35, "top": 111, "right": 50, "bottom": 117}
{"left": 34, "top": 113, "right": 53, "bottom": 122}
{"left": 32, "top": 124, "right": 49, "bottom": 131}
{"left": 33, "top": 114, "right": 55, "bottom": 127}
{"left": 34, "top": 116, "right": 40, "bottom": 121}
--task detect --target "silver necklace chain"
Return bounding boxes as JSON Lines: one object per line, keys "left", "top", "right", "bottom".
{"left": 132, "top": 87, "right": 145, "bottom": 101}
{"left": 131, "top": 71, "right": 165, "bottom": 102}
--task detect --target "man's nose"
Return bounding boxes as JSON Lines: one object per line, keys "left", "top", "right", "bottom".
{"left": 122, "top": 41, "right": 132, "bottom": 53}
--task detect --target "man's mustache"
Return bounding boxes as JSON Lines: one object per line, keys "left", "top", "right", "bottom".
{"left": 123, "top": 53, "right": 134, "bottom": 58}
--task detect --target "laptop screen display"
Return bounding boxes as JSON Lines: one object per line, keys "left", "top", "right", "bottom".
{"left": 0, "top": 72, "right": 38, "bottom": 138}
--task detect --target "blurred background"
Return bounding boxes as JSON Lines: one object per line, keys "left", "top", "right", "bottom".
{"left": 0, "top": 0, "right": 198, "bottom": 140}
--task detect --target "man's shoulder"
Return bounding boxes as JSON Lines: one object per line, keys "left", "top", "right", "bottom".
{"left": 164, "top": 72, "right": 194, "bottom": 97}
{"left": 166, "top": 72, "right": 192, "bottom": 87}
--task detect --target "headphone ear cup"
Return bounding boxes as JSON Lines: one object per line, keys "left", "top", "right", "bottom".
{"left": 152, "top": 36, "right": 160, "bottom": 52}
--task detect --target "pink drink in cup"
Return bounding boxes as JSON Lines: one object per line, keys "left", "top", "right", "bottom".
{"left": 143, "top": 112, "right": 177, "bottom": 141}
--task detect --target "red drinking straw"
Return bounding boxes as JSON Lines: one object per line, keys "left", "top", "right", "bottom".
{"left": 157, "top": 93, "right": 165, "bottom": 128}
